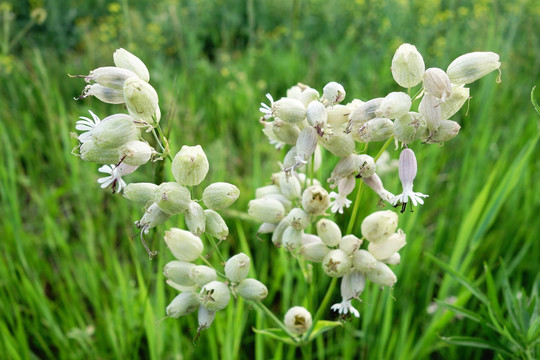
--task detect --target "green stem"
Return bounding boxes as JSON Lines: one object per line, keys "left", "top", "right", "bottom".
{"left": 254, "top": 302, "right": 298, "bottom": 343}
{"left": 154, "top": 125, "right": 173, "bottom": 161}
{"left": 346, "top": 181, "right": 363, "bottom": 235}
{"left": 302, "top": 277, "right": 338, "bottom": 342}
{"left": 374, "top": 136, "right": 394, "bottom": 162}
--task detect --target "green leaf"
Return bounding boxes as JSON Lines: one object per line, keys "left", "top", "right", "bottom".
{"left": 252, "top": 328, "right": 297, "bottom": 345}
{"left": 435, "top": 301, "right": 485, "bottom": 324}
{"left": 305, "top": 320, "right": 343, "bottom": 342}
{"left": 440, "top": 336, "right": 513, "bottom": 356}
{"left": 531, "top": 86, "right": 540, "bottom": 115}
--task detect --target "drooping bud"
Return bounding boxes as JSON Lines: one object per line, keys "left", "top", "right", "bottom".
{"left": 282, "top": 226, "right": 303, "bottom": 251}
{"left": 202, "top": 182, "right": 240, "bottom": 210}
{"left": 257, "top": 222, "right": 277, "bottom": 235}
{"left": 440, "top": 85, "right": 470, "bottom": 119}
{"left": 237, "top": 279, "right": 268, "bottom": 301}
{"left": 351, "top": 118, "right": 394, "bottom": 143}
{"left": 299, "top": 235, "right": 330, "bottom": 262}
{"left": 375, "top": 92, "right": 412, "bottom": 119}
{"left": 339, "top": 234, "right": 363, "bottom": 255}
{"left": 248, "top": 198, "right": 286, "bottom": 223}
{"left": 198, "top": 305, "right": 216, "bottom": 331}
{"left": 83, "top": 66, "right": 137, "bottom": 89}
{"left": 172, "top": 145, "right": 209, "bottom": 186}
{"left": 224, "top": 253, "right": 251, "bottom": 282}
{"left": 185, "top": 201, "right": 206, "bottom": 236}
{"left": 284, "top": 306, "right": 312, "bottom": 335}
{"left": 323, "top": 249, "right": 352, "bottom": 278}
{"left": 136, "top": 202, "right": 170, "bottom": 231}
{"left": 302, "top": 185, "right": 330, "bottom": 215}
{"left": 393, "top": 112, "right": 427, "bottom": 144}
{"left": 361, "top": 210, "right": 399, "bottom": 243}
{"left": 295, "top": 127, "right": 318, "bottom": 165}
{"left": 421, "top": 119, "right": 461, "bottom": 144}
{"left": 113, "top": 48, "right": 150, "bottom": 82}
{"left": 190, "top": 265, "right": 218, "bottom": 286}
{"left": 166, "top": 292, "right": 200, "bottom": 318}
{"left": 271, "top": 120, "right": 301, "bottom": 145}
{"left": 391, "top": 43, "right": 425, "bottom": 88}
{"left": 123, "top": 76, "right": 160, "bottom": 126}
{"left": 423, "top": 68, "right": 452, "bottom": 101}
{"left": 164, "top": 228, "right": 204, "bottom": 261}
{"left": 120, "top": 140, "right": 153, "bottom": 166}
{"left": 286, "top": 208, "right": 311, "bottom": 230}
{"left": 320, "top": 131, "right": 355, "bottom": 157}
{"left": 352, "top": 249, "right": 378, "bottom": 273}
{"left": 204, "top": 209, "right": 229, "bottom": 240}
{"left": 271, "top": 218, "right": 291, "bottom": 247}
{"left": 164, "top": 260, "right": 195, "bottom": 287}
{"left": 155, "top": 182, "right": 191, "bottom": 215}
{"left": 328, "top": 154, "right": 361, "bottom": 186}
{"left": 317, "top": 218, "right": 342, "bottom": 247}
{"left": 366, "top": 261, "right": 397, "bottom": 287}
{"left": 368, "top": 229, "right": 406, "bottom": 260}
{"left": 91, "top": 114, "right": 139, "bottom": 148}
{"left": 348, "top": 98, "right": 384, "bottom": 126}
{"left": 418, "top": 92, "right": 442, "bottom": 133}
{"left": 446, "top": 52, "right": 501, "bottom": 85}
{"left": 79, "top": 140, "right": 121, "bottom": 164}
{"left": 357, "top": 154, "right": 376, "bottom": 178}
{"left": 77, "top": 84, "right": 125, "bottom": 104}
{"left": 123, "top": 182, "right": 159, "bottom": 206}
{"left": 200, "top": 281, "right": 231, "bottom": 311}
{"left": 323, "top": 82, "right": 346, "bottom": 105}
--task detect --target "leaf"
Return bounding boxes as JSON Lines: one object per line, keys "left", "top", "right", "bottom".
{"left": 531, "top": 86, "right": 540, "bottom": 116}
{"left": 440, "top": 336, "right": 513, "bottom": 356}
{"left": 306, "top": 320, "right": 343, "bottom": 342}
{"left": 252, "top": 328, "right": 297, "bottom": 345}
{"left": 435, "top": 301, "right": 485, "bottom": 324}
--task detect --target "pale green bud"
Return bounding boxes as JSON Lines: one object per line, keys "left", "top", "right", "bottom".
{"left": 202, "top": 182, "right": 240, "bottom": 210}
{"left": 282, "top": 226, "right": 303, "bottom": 251}
{"left": 248, "top": 198, "right": 285, "bottom": 223}
{"left": 185, "top": 201, "right": 206, "bottom": 236}
{"left": 326, "top": 104, "right": 351, "bottom": 125}
{"left": 84, "top": 66, "right": 137, "bottom": 89}
{"left": 286, "top": 208, "right": 311, "bottom": 230}
{"left": 375, "top": 92, "right": 412, "bottom": 119}
{"left": 339, "top": 234, "right": 363, "bottom": 255}
{"left": 284, "top": 306, "right": 312, "bottom": 335}
{"left": 257, "top": 222, "right": 277, "bottom": 235}
{"left": 422, "top": 119, "right": 460, "bottom": 144}
{"left": 320, "top": 131, "right": 355, "bottom": 157}
{"left": 272, "top": 218, "right": 291, "bottom": 247}
{"left": 120, "top": 140, "right": 153, "bottom": 166}
{"left": 78, "top": 84, "right": 125, "bottom": 104}
{"left": 423, "top": 68, "right": 452, "bottom": 101}
{"left": 166, "top": 292, "right": 200, "bottom": 318}
{"left": 323, "top": 249, "right": 352, "bottom": 278}
{"left": 328, "top": 154, "right": 360, "bottom": 187}
{"left": 440, "top": 85, "right": 470, "bottom": 119}
{"left": 172, "top": 145, "right": 209, "bottom": 186}
{"left": 368, "top": 229, "right": 406, "bottom": 260}
{"left": 136, "top": 202, "right": 170, "bottom": 230}
{"left": 200, "top": 281, "right": 231, "bottom": 311}
{"left": 224, "top": 253, "right": 251, "bottom": 282}
{"left": 166, "top": 279, "right": 197, "bottom": 293}
{"left": 323, "top": 82, "right": 346, "bottom": 105}
{"left": 204, "top": 209, "right": 229, "bottom": 240}
{"left": 164, "top": 228, "right": 204, "bottom": 261}
{"left": 190, "top": 265, "right": 218, "bottom": 286}
{"left": 393, "top": 112, "right": 427, "bottom": 144}
{"left": 113, "top": 48, "right": 150, "bottom": 82}
{"left": 382, "top": 253, "right": 401, "bottom": 265}
{"left": 123, "top": 182, "right": 159, "bottom": 206}
{"left": 273, "top": 97, "right": 307, "bottom": 124}
{"left": 352, "top": 249, "right": 377, "bottom": 272}
{"left": 357, "top": 154, "right": 376, "bottom": 178}
{"left": 302, "top": 185, "right": 330, "bottom": 215}
{"left": 391, "top": 43, "right": 425, "bottom": 88}
{"left": 255, "top": 184, "right": 281, "bottom": 198}
{"left": 317, "top": 218, "right": 342, "bottom": 247}
{"left": 279, "top": 173, "right": 302, "bottom": 200}
{"left": 447, "top": 52, "right": 501, "bottom": 85}
{"left": 237, "top": 278, "right": 268, "bottom": 301}
{"left": 272, "top": 120, "right": 301, "bottom": 144}
{"left": 123, "top": 76, "right": 160, "bottom": 126}
{"left": 298, "top": 87, "right": 320, "bottom": 107}
{"left": 295, "top": 127, "right": 318, "bottom": 165}
{"left": 79, "top": 140, "right": 121, "bottom": 164}
{"left": 361, "top": 210, "right": 398, "bottom": 243}
{"left": 164, "top": 260, "right": 196, "bottom": 287}
{"left": 419, "top": 92, "right": 442, "bottom": 133}
{"left": 92, "top": 114, "right": 139, "bottom": 148}
{"left": 155, "top": 182, "right": 191, "bottom": 215}
{"left": 351, "top": 118, "right": 394, "bottom": 143}
{"left": 348, "top": 98, "right": 383, "bottom": 125}
{"left": 366, "top": 261, "right": 397, "bottom": 287}
{"left": 306, "top": 101, "right": 327, "bottom": 127}
{"left": 299, "top": 235, "right": 330, "bottom": 262}
{"left": 263, "top": 193, "right": 292, "bottom": 211}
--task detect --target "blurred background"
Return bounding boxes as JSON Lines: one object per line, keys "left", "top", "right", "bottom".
{"left": 1, "top": 0, "right": 539, "bottom": 359}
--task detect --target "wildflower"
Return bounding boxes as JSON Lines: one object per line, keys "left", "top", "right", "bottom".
{"left": 259, "top": 93, "right": 275, "bottom": 120}
{"left": 391, "top": 148, "right": 428, "bottom": 212}
{"left": 97, "top": 163, "right": 138, "bottom": 193}
{"left": 224, "top": 253, "right": 251, "bottom": 283}
{"left": 329, "top": 176, "right": 355, "bottom": 214}
{"left": 323, "top": 82, "right": 346, "bottom": 106}
{"left": 236, "top": 279, "right": 268, "bottom": 301}
{"left": 284, "top": 306, "right": 312, "bottom": 335}
{"left": 391, "top": 43, "right": 425, "bottom": 88}
{"left": 75, "top": 110, "right": 101, "bottom": 143}
{"left": 331, "top": 271, "right": 365, "bottom": 318}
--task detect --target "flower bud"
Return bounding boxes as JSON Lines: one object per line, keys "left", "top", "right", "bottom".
{"left": 446, "top": 52, "right": 501, "bottom": 85}
{"left": 299, "top": 235, "right": 330, "bottom": 262}
{"left": 391, "top": 43, "right": 425, "bottom": 88}
{"left": 393, "top": 112, "right": 427, "bottom": 144}
{"left": 357, "top": 154, "right": 376, "bottom": 178}
{"left": 190, "top": 265, "right": 218, "bottom": 286}
{"left": 328, "top": 154, "right": 361, "bottom": 186}
{"left": 323, "top": 249, "right": 352, "bottom": 277}
{"left": 113, "top": 48, "right": 150, "bottom": 82}
{"left": 123, "top": 76, "right": 160, "bottom": 126}
{"left": 284, "top": 306, "right": 312, "bottom": 335}
{"left": 339, "top": 234, "right": 363, "bottom": 254}
{"left": 348, "top": 98, "right": 383, "bottom": 125}
{"left": 440, "top": 85, "right": 470, "bottom": 119}
{"left": 155, "top": 182, "right": 191, "bottom": 215}
{"left": 326, "top": 104, "right": 351, "bottom": 125}
{"left": 366, "top": 261, "right": 397, "bottom": 287}
{"left": 84, "top": 66, "right": 137, "bottom": 89}
{"left": 264, "top": 193, "right": 292, "bottom": 211}
{"left": 248, "top": 198, "right": 286, "bottom": 223}
{"left": 282, "top": 226, "right": 303, "bottom": 251}
{"left": 272, "top": 120, "right": 301, "bottom": 144}
{"left": 172, "top": 145, "right": 209, "bottom": 186}
{"left": 257, "top": 222, "right": 277, "bottom": 235}
{"left": 164, "top": 260, "right": 196, "bottom": 286}
{"left": 302, "top": 185, "right": 330, "bottom": 215}
{"left": 368, "top": 229, "right": 406, "bottom": 260}
{"left": 323, "top": 82, "right": 346, "bottom": 105}
{"left": 279, "top": 173, "right": 302, "bottom": 200}
{"left": 202, "top": 182, "right": 240, "bottom": 210}
{"left": 185, "top": 201, "right": 206, "bottom": 236}
{"left": 382, "top": 253, "right": 401, "bottom": 266}
{"left": 295, "top": 127, "right": 318, "bottom": 164}
{"left": 418, "top": 92, "right": 442, "bottom": 133}
{"left": 166, "top": 292, "right": 200, "bottom": 318}
{"left": 375, "top": 92, "right": 412, "bottom": 119}
{"left": 351, "top": 118, "right": 394, "bottom": 143}
{"left": 200, "top": 281, "right": 231, "bottom": 311}
{"left": 136, "top": 202, "right": 170, "bottom": 230}
{"left": 361, "top": 210, "right": 398, "bottom": 243}
{"left": 273, "top": 98, "right": 306, "bottom": 124}
{"left": 79, "top": 140, "right": 121, "bottom": 164}
{"left": 352, "top": 249, "right": 377, "bottom": 272}
{"left": 316, "top": 218, "right": 342, "bottom": 247}
{"left": 225, "top": 253, "right": 251, "bottom": 282}
{"left": 255, "top": 184, "right": 281, "bottom": 198}
{"left": 306, "top": 101, "right": 327, "bottom": 127}
{"left": 286, "top": 208, "right": 311, "bottom": 230}
{"left": 422, "top": 119, "right": 460, "bottom": 144}
{"left": 320, "top": 131, "right": 355, "bottom": 157}
{"left": 237, "top": 278, "right": 268, "bottom": 301}
{"left": 78, "top": 84, "right": 125, "bottom": 104}
{"left": 92, "top": 114, "right": 139, "bottom": 148}
{"left": 297, "top": 87, "right": 320, "bottom": 107}
{"left": 198, "top": 305, "right": 216, "bottom": 331}
{"left": 120, "top": 140, "right": 153, "bottom": 166}
{"left": 204, "top": 209, "right": 229, "bottom": 240}
{"left": 423, "top": 68, "right": 452, "bottom": 101}
{"left": 123, "top": 182, "right": 159, "bottom": 206}
{"left": 271, "top": 218, "right": 290, "bottom": 247}
{"left": 164, "top": 228, "right": 204, "bottom": 261}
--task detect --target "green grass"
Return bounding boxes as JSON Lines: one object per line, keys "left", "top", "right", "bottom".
{"left": 1, "top": 0, "right": 539, "bottom": 358}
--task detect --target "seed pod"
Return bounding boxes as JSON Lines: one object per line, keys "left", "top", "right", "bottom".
{"left": 317, "top": 218, "right": 342, "bottom": 247}
{"left": 284, "top": 306, "right": 312, "bottom": 335}
{"left": 200, "top": 281, "right": 231, "bottom": 311}
{"left": 136, "top": 202, "right": 170, "bottom": 230}
{"left": 84, "top": 66, "right": 137, "bottom": 89}
{"left": 286, "top": 208, "right": 311, "bottom": 230}
{"left": 78, "top": 84, "right": 125, "bottom": 104}
{"left": 124, "top": 76, "right": 160, "bottom": 126}
{"left": 375, "top": 92, "right": 412, "bottom": 119}
{"left": 166, "top": 292, "right": 200, "bottom": 318}
{"left": 272, "top": 120, "right": 301, "bottom": 144}
{"left": 185, "top": 201, "right": 206, "bottom": 236}
{"left": 391, "top": 43, "right": 425, "bottom": 88}
{"left": 306, "top": 101, "right": 327, "bottom": 127}
{"left": 348, "top": 98, "right": 384, "bottom": 126}
{"left": 368, "top": 229, "right": 407, "bottom": 260}
{"left": 366, "top": 261, "right": 397, "bottom": 287}
{"left": 320, "top": 131, "right": 355, "bottom": 157}
{"left": 248, "top": 198, "right": 286, "bottom": 223}
{"left": 92, "top": 114, "right": 139, "bottom": 149}
{"left": 123, "top": 182, "right": 159, "bottom": 206}
{"left": 323, "top": 249, "right": 352, "bottom": 278}
{"left": 155, "top": 182, "right": 191, "bottom": 215}
{"left": 418, "top": 92, "right": 442, "bottom": 133}
{"left": 299, "top": 235, "right": 330, "bottom": 262}
{"left": 113, "top": 48, "right": 150, "bottom": 82}
{"left": 120, "top": 140, "right": 153, "bottom": 166}
{"left": 361, "top": 210, "right": 398, "bottom": 243}
{"left": 255, "top": 184, "right": 281, "bottom": 198}
{"left": 447, "top": 52, "right": 501, "bottom": 85}
{"left": 352, "top": 249, "right": 378, "bottom": 272}
{"left": 271, "top": 218, "right": 291, "bottom": 247}
{"left": 204, "top": 209, "right": 229, "bottom": 240}
{"left": 351, "top": 118, "right": 394, "bottom": 143}
{"left": 190, "top": 265, "right": 218, "bottom": 286}
{"left": 382, "top": 253, "right": 401, "bottom": 266}
{"left": 423, "top": 68, "right": 452, "bottom": 101}
{"left": 339, "top": 234, "right": 363, "bottom": 255}
{"left": 164, "top": 228, "right": 204, "bottom": 261}
{"left": 282, "top": 226, "right": 303, "bottom": 251}
{"left": 79, "top": 140, "right": 121, "bottom": 164}
{"left": 422, "top": 119, "right": 461, "bottom": 144}
{"left": 273, "top": 98, "right": 306, "bottom": 124}
{"left": 326, "top": 104, "right": 351, "bottom": 125}
{"left": 237, "top": 278, "right": 268, "bottom": 301}
{"left": 164, "top": 260, "right": 195, "bottom": 287}
{"left": 279, "top": 173, "right": 302, "bottom": 200}
{"left": 393, "top": 112, "right": 427, "bottom": 144}
{"left": 440, "top": 85, "right": 470, "bottom": 119}
{"left": 302, "top": 185, "right": 330, "bottom": 215}
{"left": 323, "top": 82, "right": 346, "bottom": 105}
{"left": 172, "top": 145, "right": 209, "bottom": 186}
{"left": 224, "top": 253, "right": 251, "bottom": 282}
{"left": 202, "top": 182, "right": 240, "bottom": 210}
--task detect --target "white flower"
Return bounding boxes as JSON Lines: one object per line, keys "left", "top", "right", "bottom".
{"left": 97, "top": 163, "right": 138, "bottom": 193}
{"left": 331, "top": 300, "right": 359, "bottom": 318}
{"left": 259, "top": 93, "right": 274, "bottom": 120}
{"left": 329, "top": 176, "right": 355, "bottom": 214}
{"left": 331, "top": 271, "right": 365, "bottom": 318}
{"left": 75, "top": 110, "right": 101, "bottom": 143}
{"left": 391, "top": 148, "right": 428, "bottom": 211}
